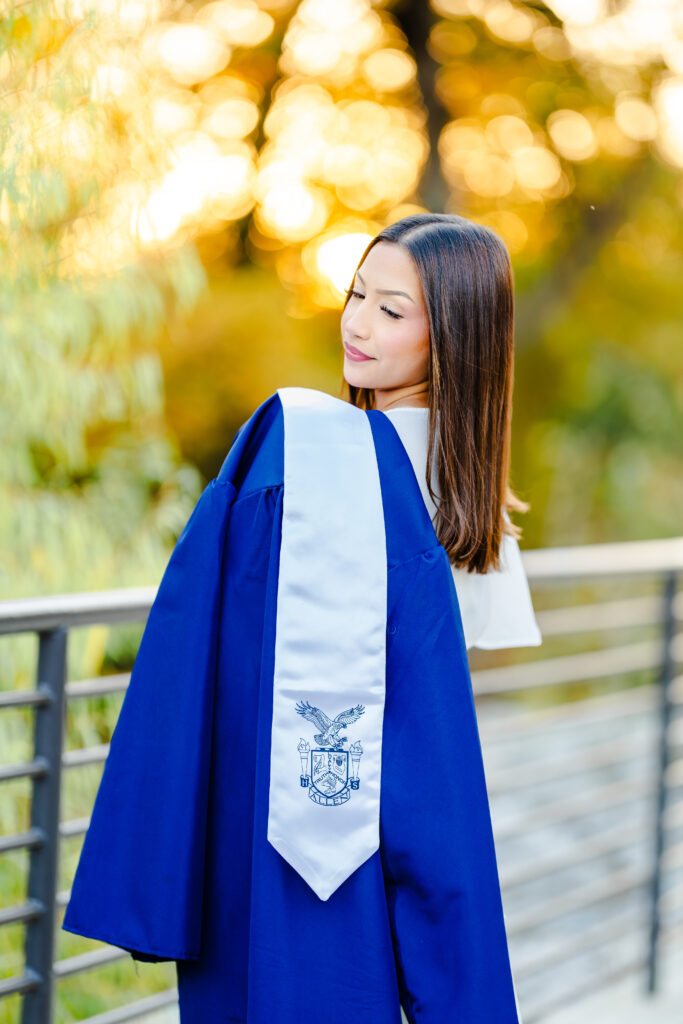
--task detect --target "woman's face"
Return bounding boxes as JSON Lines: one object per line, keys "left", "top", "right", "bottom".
{"left": 341, "top": 241, "right": 430, "bottom": 400}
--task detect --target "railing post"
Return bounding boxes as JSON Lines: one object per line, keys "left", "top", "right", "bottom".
{"left": 646, "top": 569, "right": 677, "bottom": 993}
{"left": 21, "top": 628, "right": 68, "bottom": 1024}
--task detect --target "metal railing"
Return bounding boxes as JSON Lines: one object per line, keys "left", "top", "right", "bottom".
{"left": 0, "top": 536, "right": 682, "bottom": 1023}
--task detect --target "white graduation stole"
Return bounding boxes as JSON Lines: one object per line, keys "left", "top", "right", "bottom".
{"left": 267, "top": 387, "right": 387, "bottom": 901}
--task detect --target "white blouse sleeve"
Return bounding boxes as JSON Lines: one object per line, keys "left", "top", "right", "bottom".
{"left": 451, "top": 510, "right": 542, "bottom": 651}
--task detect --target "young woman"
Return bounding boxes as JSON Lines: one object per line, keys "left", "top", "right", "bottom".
{"left": 341, "top": 212, "right": 541, "bottom": 652}
{"left": 63, "top": 213, "right": 540, "bottom": 1024}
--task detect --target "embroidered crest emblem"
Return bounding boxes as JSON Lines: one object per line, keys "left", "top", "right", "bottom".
{"left": 295, "top": 700, "right": 365, "bottom": 806}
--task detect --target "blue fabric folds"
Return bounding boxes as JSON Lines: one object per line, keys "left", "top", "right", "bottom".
{"left": 62, "top": 391, "right": 520, "bottom": 1023}
{"left": 63, "top": 477, "right": 233, "bottom": 960}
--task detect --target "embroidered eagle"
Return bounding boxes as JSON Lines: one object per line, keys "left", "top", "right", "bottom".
{"left": 295, "top": 700, "right": 365, "bottom": 748}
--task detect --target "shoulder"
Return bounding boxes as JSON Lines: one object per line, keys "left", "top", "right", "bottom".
{"left": 216, "top": 388, "right": 366, "bottom": 497}
{"left": 216, "top": 390, "right": 284, "bottom": 496}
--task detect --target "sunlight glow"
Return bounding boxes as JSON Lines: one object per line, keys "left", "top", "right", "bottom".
{"left": 315, "top": 230, "right": 373, "bottom": 296}
{"left": 484, "top": 2, "right": 538, "bottom": 44}
{"left": 547, "top": 109, "right": 598, "bottom": 161}
{"left": 258, "top": 181, "right": 330, "bottom": 240}
{"left": 614, "top": 95, "right": 658, "bottom": 142}
{"left": 196, "top": 0, "right": 274, "bottom": 47}
{"left": 513, "top": 146, "right": 562, "bottom": 190}
{"left": 362, "top": 49, "right": 416, "bottom": 92}
{"left": 149, "top": 23, "right": 230, "bottom": 86}
{"left": 653, "top": 75, "right": 683, "bottom": 167}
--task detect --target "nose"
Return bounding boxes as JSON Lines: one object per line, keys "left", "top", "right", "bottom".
{"left": 344, "top": 305, "right": 370, "bottom": 338}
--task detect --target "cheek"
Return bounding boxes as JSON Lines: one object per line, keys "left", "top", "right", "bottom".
{"left": 389, "top": 323, "right": 428, "bottom": 362}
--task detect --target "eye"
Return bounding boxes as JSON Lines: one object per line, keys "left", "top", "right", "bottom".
{"left": 347, "top": 289, "right": 402, "bottom": 320}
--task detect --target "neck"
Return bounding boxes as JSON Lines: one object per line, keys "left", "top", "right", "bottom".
{"left": 372, "top": 381, "right": 429, "bottom": 412}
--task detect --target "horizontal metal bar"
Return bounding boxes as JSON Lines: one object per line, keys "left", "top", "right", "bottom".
{"left": 519, "top": 536, "right": 683, "bottom": 582}
{"left": 0, "top": 757, "right": 49, "bottom": 783}
{"left": 522, "top": 949, "right": 648, "bottom": 1024}
{"left": 63, "top": 989, "right": 179, "bottom": 1024}
{"left": 500, "top": 815, "right": 650, "bottom": 890}
{"left": 0, "top": 540, "right": 678, "bottom": 638}
{"left": 666, "top": 756, "right": 683, "bottom": 788}
{"left": 664, "top": 795, "right": 683, "bottom": 831}
{"left": 66, "top": 673, "right": 130, "bottom": 700}
{"left": 666, "top": 714, "right": 683, "bottom": 748}
{"left": 0, "top": 689, "right": 52, "bottom": 711}
{"left": 660, "top": 914, "right": 683, "bottom": 943}
{"left": 56, "top": 887, "right": 71, "bottom": 909}
{"left": 0, "top": 826, "right": 46, "bottom": 855}
{"left": 662, "top": 838, "right": 683, "bottom": 871}
{"left": 512, "top": 901, "right": 644, "bottom": 980}
{"left": 670, "top": 673, "right": 683, "bottom": 706}
{"left": 62, "top": 744, "right": 110, "bottom": 769}
{"left": 493, "top": 776, "right": 654, "bottom": 841}
{"left": 660, "top": 880, "right": 683, "bottom": 915}
{"left": 59, "top": 816, "right": 90, "bottom": 840}
{"left": 0, "top": 898, "right": 45, "bottom": 928}
{"left": 0, "top": 587, "right": 156, "bottom": 635}
{"left": 507, "top": 864, "right": 649, "bottom": 938}
{"left": 533, "top": 592, "right": 683, "bottom": 638}
{"left": 480, "top": 683, "right": 657, "bottom": 742}
{"left": 472, "top": 637, "right": 668, "bottom": 696}
{"left": 53, "top": 945, "right": 128, "bottom": 978}
{"left": 0, "top": 968, "right": 42, "bottom": 999}
{"left": 0, "top": 676, "right": 129, "bottom": 712}
{"left": 486, "top": 732, "right": 653, "bottom": 794}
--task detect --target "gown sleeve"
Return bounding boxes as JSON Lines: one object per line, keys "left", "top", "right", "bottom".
{"left": 379, "top": 543, "right": 520, "bottom": 1023}
{"left": 62, "top": 393, "right": 283, "bottom": 962}
{"left": 61, "top": 475, "right": 236, "bottom": 962}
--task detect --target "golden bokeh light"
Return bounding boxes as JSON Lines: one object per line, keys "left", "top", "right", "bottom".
{"left": 132, "top": 134, "right": 257, "bottom": 246}
{"left": 90, "top": 63, "right": 131, "bottom": 102}
{"left": 17, "top": 0, "right": 682, "bottom": 301}
{"left": 440, "top": 119, "right": 487, "bottom": 163}
{"left": 476, "top": 208, "right": 529, "bottom": 252}
{"left": 280, "top": 0, "right": 383, "bottom": 80}
{"left": 463, "top": 151, "right": 515, "bottom": 196}
{"left": 485, "top": 115, "right": 534, "bottom": 154}
{"left": 544, "top": 0, "right": 604, "bottom": 27}
{"left": 145, "top": 22, "right": 231, "bottom": 86}
{"left": 257, "top": 181, "right": 331, "bottom": 241}
{"left": 428, "top": 20, "right": 478, "bottom": 61}
{"left": 322, "top": 144, "right": 373, "bottom": 187}
{"left": 484, "top": 1, "right": 539, "bottom": 45}
{"left": 546, "top": 109, "right": 598, "bottom": 161}
{"left": 430, "top": 0, "right": 473, "bottom": 15}
{"left": 440, "top": 110, "right": 566, "bottom": 204}
{"left": 614, "top": 95, "right": 658, "bottom": 142}
{"left": 361, "top": 48, "right": 416, "bottom": 93}
{"left": 61, "top": 0, "right": 165, "bottom": 32}
{"left": 594, "top": 115, "right": 642, "bottom": 158}
{"left": 512, "top": 145, "right": 562, "bottom": 190}
{"left": 202, "top": 97, "right": 260, "bottom": 140}
{"left": 652, "top": 74, "right": 683, "bottom": 168}
{"left": 314, "top": 229, "right": 374, "bottom": 295}
{"left": 150, "top": 90, "right": 200, "bottom": 137}
{"left": 196, "top": 0, "right": 275, "bottom": 48}
{"left": 532, "top": 25, "right": 571, "bottom": 62}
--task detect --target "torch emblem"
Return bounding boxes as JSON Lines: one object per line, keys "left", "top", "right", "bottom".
{"left": 295, "top": 700, "right": 365, "bottom": 807}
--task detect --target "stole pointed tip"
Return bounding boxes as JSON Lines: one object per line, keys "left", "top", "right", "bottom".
{"left": 266, "top": 833, "right": 346, "bottom": 902}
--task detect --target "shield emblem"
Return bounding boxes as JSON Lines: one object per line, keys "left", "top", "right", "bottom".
{"left": 310, "top": 748, "right": 348, "bottom": 798}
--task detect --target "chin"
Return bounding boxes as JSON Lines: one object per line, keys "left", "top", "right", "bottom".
{"left": 343, "top": 367, "right": 376, "bottom": 389}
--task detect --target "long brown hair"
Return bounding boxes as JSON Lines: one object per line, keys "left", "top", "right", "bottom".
{"left": 340, "top": 212, "right": 529, "bottom": 574}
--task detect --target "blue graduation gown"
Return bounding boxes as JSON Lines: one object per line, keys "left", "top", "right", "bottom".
{"left": 62, "top": 391, "right": 520, "bottom": 1023}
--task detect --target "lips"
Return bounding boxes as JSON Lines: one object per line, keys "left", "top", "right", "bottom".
{"left": 344, "top": 342, "right": 373, "bottom": 359}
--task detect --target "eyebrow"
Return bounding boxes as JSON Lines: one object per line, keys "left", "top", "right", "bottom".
{"left": 355, "top": 271, "right": 415, "bottom": 304}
